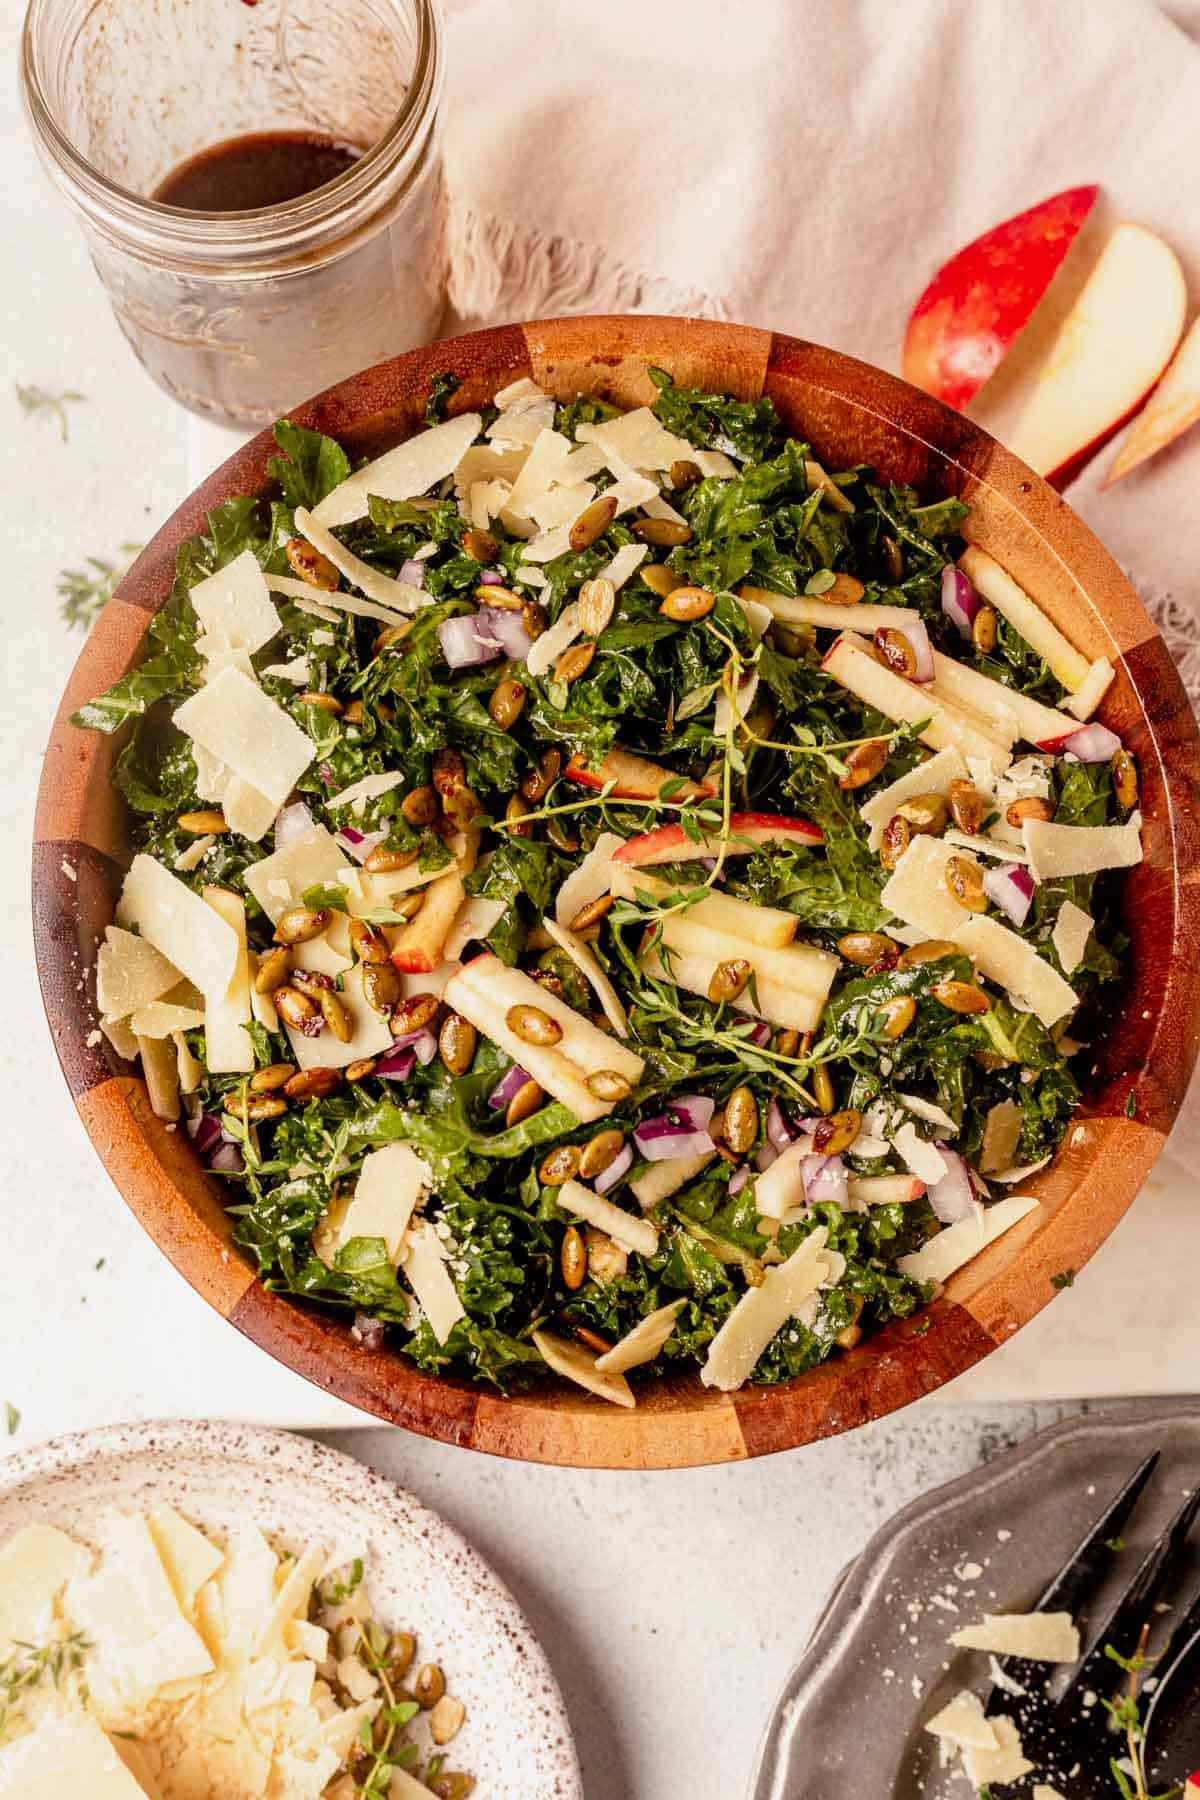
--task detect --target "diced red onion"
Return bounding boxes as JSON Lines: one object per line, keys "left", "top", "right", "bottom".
{"left": 398, "top": 558, "right": 426, "bottom": 588}
{"left": 893, "top": 617, "right": 935, "bottom": 683}
{"left": 766, "top": 1098, "right": 797, "bottom": 1150}
{"left": 729, "top": 1166, "right": 751, "bottom": 1195}
{"left": 318, "top": 763, "right": 334, "bottom": 788}
{"left": 672, "top": 1094, "right": 716, "bottom": 1134}
{"left": 391, "top": 1026, "right": 438, "bottom": 1067}
{"left": 595, "top": 1143, "right": 634, "bottom": 1194}
{"left": 375, "top": 1046, "right": 416, "bottom": 1082}
{"left": 478, "top": 605, "right": 535, "bottom": 662}
{"left": 1036, "top": 721, "right": 1122, "bottom": 763}
{"left": 188, "top": 1112, "right": 224, "bottom": 1156}
{"left": 275, "top": 800, "right": 315, "bottom": 847}
{"left": 801, "top": 1153, "right": 847, "bottom": 1207}
{"left": 928, "top": 1148, "right": 977, "bottom": 1223}
{"left": 744, "top": 1021, "right": 772, "bottom": 1048}
{"left": 983, "top": 861, "right": 1036, "bottom": 927}
{"left": 941, "top": 565, "right": 981, "bottom": 638}
{"left": 337, "top": 827, "right": 385, "bottom": 865}
{"left": 755, "top": 1143, "right": 779, "bottom": 1173}
{"left": 478, "top": 568, "right": 505, "bottom": 586}
{"left": 209, "top": 1140, "right": 245, "bottom": 1174}
{"left": 351, "top": 1312, "right": 386, "bottom": 1352}
{"left": 634, "top": 1096, "right": 717, "bottom": 1162}
{"left": 438, "top": 613, "right": 504, "bottom": 669}
{"left": 489, "top": 1065, "right": 533, "bottom": 1110}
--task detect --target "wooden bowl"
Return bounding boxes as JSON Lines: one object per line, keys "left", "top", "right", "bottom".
{"left": 34, "top": 317, "right": 1200, "bottom": 1469}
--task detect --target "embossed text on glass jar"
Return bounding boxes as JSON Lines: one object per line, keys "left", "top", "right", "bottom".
{"left": 21, "top": 0, "right": 447, "bottom": 427}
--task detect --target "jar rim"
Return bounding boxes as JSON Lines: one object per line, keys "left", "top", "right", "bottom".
{"left": 20, "top": 0, "right": 443, "bottom": 264}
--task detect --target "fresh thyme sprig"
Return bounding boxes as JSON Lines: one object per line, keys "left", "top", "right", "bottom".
{"left": 1104, "top": 1631, "right": 1183, "bottom": 1800}
{"left": 57, "top": 545, "right": 142, "bottom": 632}
{"left": 0, "top": 1632, "right": 90, "bottom": 1741}
{"left": 352, "top": 1624, "right": 421, "bottom": 1796}
{"left": 15, "top": 382, "right": 85, "bottom": 442}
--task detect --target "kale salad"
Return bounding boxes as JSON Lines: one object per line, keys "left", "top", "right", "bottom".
{"left": 79, "top": 368, "right": 1144, "bottom": 1402}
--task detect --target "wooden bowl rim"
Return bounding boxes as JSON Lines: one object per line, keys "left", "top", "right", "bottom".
{"left": 32, "top": 315, "right": 1200, "bottom": 1468}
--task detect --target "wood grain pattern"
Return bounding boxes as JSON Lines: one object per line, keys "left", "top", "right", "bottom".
{"left": 31, "top": 318, "right": 1200, "bottom": 1468}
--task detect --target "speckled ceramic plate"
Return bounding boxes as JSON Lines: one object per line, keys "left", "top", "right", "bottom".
{"left": 0, "top": 1419, "right": 581, "bottom": 1798}
{"left": 749, "top": 1404, "right": 1200, "bottom": 1799}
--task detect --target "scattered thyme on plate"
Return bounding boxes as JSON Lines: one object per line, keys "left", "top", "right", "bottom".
{"left": 78, "top": 368, "right": 1142, "bottom": 1400}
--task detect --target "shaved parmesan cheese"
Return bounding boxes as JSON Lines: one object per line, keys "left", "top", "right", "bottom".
{"left": 898, "top": 1193, "right": 1040, "bottom": 1283}
{"left": 173, "top": 833, "right": 215, "bottom": 873}
{"left": 145, "top": 1504, "right": 223, "bottom": 1615}
{"left": 118, "top": 855, "right": 238, "bottom": 998}
{"left": 1023, "top": 814, "right": 1143, "bottom": 879}
{"left": 191, "top": 741, "right": 232, "bottom": 803}
{"left": 701, "top": 1229, "right": 833, "bottom": 1391}
{"left": 202, "top": 887, "right": 254, "bottom": 1073}
{"left": 261, "top": 654, "right": 310, "bottom": 684}
{"left": 128, "top": 999, "right": 206, "bottom": 1038}
{"left": 880, "top": 835, "right": 971, "bottom": 938}
{"left": 243, "top": 824, "right": 345, "bottom": 923}
{"left": 1064, "top": 655, "right": 1116, "bottom": 721}
{"left": 312, "top": 412, "right": 482, "bottom": 526}
{"left": 755, "top": 1141, "right": 810, "bottom": 1220}
{"left": 594, "top": 1299, "right": 687, "bottom": 1374}
{"left": 557, "top": 1179, "right": 658, "bottom": 1258}
{"left": 541, "top": 917, "right": 629, "bottom": 1036}
{"left": 516, "top": 564, "right": 548, "bottom": 588}
{"left": 487, "top": 397, "right": 556, "bottom": 446}
{"left": 494, "top": 376, "right": 548, "bottom": 410}
{"left": 532, "top": 1328, "right": 635, "bottom": 1407}
{"left": 981, "top": 1100, "right": 1024, "bottom": 1174}
{"left": 502, "top": 427, "right": 575, "bottom": 522}
{"left": 468, "top": 477, "right": 513, "bottom": 529}
{"left": 944, "top": 829, "right": 1032, "bottom": 865}
{"left": 961, "top": 1714, "right": 1033, "bottom": 1788}
{"left": 453, "top": 443, "right": 527, "bottom": 507}
{"left": 1035, "top": 1787, "right": 1069, "bottom": 1800}
{"left": 950, "top": 1611, "right": 1080, "bottom": 1663}
{"left": 326, "top": 768, "right": 405, "bottom": 815}
{"left": 894, "top": 1122, "right": 949, "bottom": 1184}
{"left": 0, "top": 1524, "right": 92, "bottom": 1656}
{"left": 959, "top": 547, "right": 1090, "bottom": 692}
{"left": 526, "top": 600, "right": 581, "bottom": 676}
{"left": 607, "top": 467, "right": 660, "bottom": 514}
{"left": 952, "top": 915, "right": 1078, "bottom": 1026}
{"left": 0, "top": 1712, "right": 159, "bottom": 1797}
{"left": 554, "top": 830, "right": 625, "bottom": 926}
{"left": 641, "top": 492, "right": 688, "bottom": 526}
{"left": 173, "top": 1029, "right": 204, "bottom": 1094}
{"left": 923, "top": 1689, "right": 998, "bottom": 1751}
{"left": 221, "top": 776, "right": 279, "bottom": 843}
{"left": 521, "top": 522, "right": 573, "bottom": 563}
{"left": 898, "top": 1092, "right": 957, "bottom": 1133}
{"left": 599, "top": 541, "right": 648, "bottom": 590}
{"left": 1052, "top": 899, "right": 1094, "bottom": 975}
{"left": 630, "top": 1152, "right": 715, "bottom": 1210}
{"left": 189, "top": 548, "right": 281, "bottom": 654}
{"left": 402, "top": 1222, "right": 465, "bottom": 1344}
{"left": 267, "top": 573, "right": 412, "bottom": 628}
{"left": 737, "top": 594, "right": 773, "bottom": 640}
{"left": 174, "top": 666, "right": 312, "bottom": 809}
{"left": 322, "top": 1144, "right": 431, "bottom": 1266}
{"left": 527, "top": 480, "right": 597, "bottom": 532}
{"left": 294, "top": 507, "right": 424, "bottom": 612}
{"left": 578, "top": 406, "right": 692, "bottom": 473}
{"left": 806, "top": 460, "right": 855, "bottom": 511}
{"left": 860, "top": 748, "right": 969, "bottom": 848}
{"left": 443, "top": 895, "right": 506, "bottom": 961}
{"left": 287, "top": 591, "right": 343, "bottom": 625}
{"left": 101, "top": 1015, "right": 139, "bottom": 1060}
{"left": 694, "top": 448, "right": 738, "bottom": 478}
{"left": 96, "top": 925, "right": 180, "bottom": 1020}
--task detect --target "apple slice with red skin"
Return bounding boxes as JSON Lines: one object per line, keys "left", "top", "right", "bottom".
{"left": 903, "top": 186, "right": 1100, "bottom": 410}
{"left": 564, "top": 747, "right": 716, "bottom": 802}
{"left": 613, "top": 812, "right": 822, "bottom": 868}
{"left": 1106, "top": 312, "right": 1200, "bottom": 483}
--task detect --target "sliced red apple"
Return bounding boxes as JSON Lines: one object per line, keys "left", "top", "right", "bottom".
{"left": 642, "top": 945, "right": 827, "bottom": 1034}
{"left": 1007, "top": 222, "right": 1187, "bottom": 487}
{"left": 657, "top": 913, "right": 838, "bottom": 999}
{"left": 612, "top": 812, "right": 822, "bottom": 868}
{"left": 847, "top": 1174, "right": 927, "bottom": 1207}
{"left": 822, "top": 633, "right": 1013, "bottom": 772}
{"left": 390, "top": 828, "right": 479, "bottom": 974}
{"left": 608, "top": 865, "right": 798, "bottom": 948}
{"left": 1106, "top": 312, "right": 1200, "bottom": 483}
{"left": 904, "top": 186, "right": 1100, "bottom": 410}
{"left": 564, "top": 747, "right": 715, "bottom": 802}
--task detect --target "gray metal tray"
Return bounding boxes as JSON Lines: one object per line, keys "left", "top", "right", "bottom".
{"left": 749, "top": 1404, "right": 1200, "bottom": 1799}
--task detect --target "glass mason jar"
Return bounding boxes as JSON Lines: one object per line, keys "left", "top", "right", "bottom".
{"left": 20, "top": 0, "right": 448, "bottom": 427}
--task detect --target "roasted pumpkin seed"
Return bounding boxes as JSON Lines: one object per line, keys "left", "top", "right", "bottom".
{"left": 505, "top": 793, "right": 534, "bottom": 837}
{"left": 285, "top": 536, "right": 338, "bottom": 590}
{"left": 463, "top": 527, "right": 499, "bottom": 563}
{"left": 507, "top": 1003, "right": 563, "bottom": 1046}
{"left": 373, "top": 621, "right": 411, "bottom": 654}
{"left": 177, "top": 808, "right": 229, "bottom": 835}
{"left": 577, "top": 576, "right": 617, "bottom": 638}
{"left": 428, "top": 1773, "right": 475, "bottom": 1800}
{"left": 414, "top": 1664, "right": 445, "bottom": 1710}
{"left": 545, "top": 815, "right": 580, "bottom": 853}
{"left": 475, "top": 582, "right": 524, "bottom": 611}
{"left": 1112, "top": 747, "right": 1138, "bottom": 812}
{"left": 363, "top": 843, "right": 420, "bottom": 873}
{"left": 539, "top": 1144, "right": 581, "bottom": 1186}
{"left": 876, "top": 994, "right": 917, "bottom": 1039}
{"left": 392, "top": 992, "right": 440, "bottom": 1036}
{"left": 361, "top": 963, "right": 401, "bottom": 1016}
{"left": 1005, "top": 794, "right": 1054, "bottom": 828}
{"left": 669, "top": 458, "right": 702, "bottom": 491}
{"left": 812, "top": 1064, "right": 836, "bottom": 1115}
{"left": 560, "top": 1224, "right": 586, "bottom": 1289}
{"left": 574, "top": 1325, "right": 614, "bottom": 1354}
{"left": 774, "top": 1028, "right": 801, "bottom": 1059}
{"left": 273, "top": 985, "right": 319, "bottom": 1032}
{"left": 897, "top": 792, "right": 950, "bottom": 834}
{"left": 568, "top": 893, "right": 614, "bottom": 932}
{"left": 932, "top": 978, "right": 990, "bottom": 1014}
{"left": 522, "top": 599, "right": 547, "bottom": 640}
{"left": 897, "top": 938, "right": 958, "bottom": 969}
{"left": 297, "top": 691, "right": 343, "bottom": 715}
{"left": 569, "top": 494, "right": 618, "bottom": 552}
{"left": 349, "top": 918, "right": 390, "bottom": 964}
{"left": 708, "top": 958, "right": 752, "bottom": 1004}
{"left": 879, "top": 813, "right": 911, "bottom": 869}
{"left": 388, "top": 889, "right": 428, "bottom": 924}
{"left": 250, "top": 1062, "right": 296, "bottom": 1093}
{"left": 838, "top": 738, "right": 890, "bottom": 790}
{"left": 345, "top": 1057, "right": 378, "bottom": 1082}
{"left": 882, "top": 533, "right": 904, "bottom": 583}
{"left": 254, "top": 946, "right": 292, "bottom": 994}
{"left": 578, "top": 1128, "right": 626, "bottom": 1181}
{"left": 401, "top": 784, "right": 440, "bottom": 826}
{"left": 837, "top": 931, "right": 897, "bottom": 965}
{"left": 505, "top": 1078, "right": 545, "bottom": 1127}
{"left": 284, "top": 1066, "right": 342, "bottom": 1100}
{"left": 587, "top": 1069, "right": 633, "bottom": 1103}
{"left": 813, "top": 1109, "right": 861, "bottom": 1155}
{"left": 223, "top": 1090, "right": 287, "bottom": 1122}
{"left": 944, "top": 853, "right": 986, "bottom": 911}
{"left": 489, "top": 677, "right": 527, "bottom": 729}
{"left": 660, "top": 584, "right": 716, "bottom": 623}
{"left": 554, "top": 643, "right": 596, "bottom": 685}
{"left": 874, "top": 626, "right": 919, "bottom": 679}
{"left": 439, "top": 1014, "right": 477, "bottom": 1075}
{"left": 823, "top": 572, "right": 866, "bottom": 606}
{"left": 947, "top": 779, "right": 988, "bottom": 835}
{"left": 971, "top": 602, "right": 998, "bottom": 654}
{"left": 640, "top": 563, "right": 681, "bottom": 598}
{"left": 274, "top": 905, "right": 331, "bottom": 945}
{"left": 318, "top": 988, "right": 353, "bottom": 1041}
{"left": 632, "top": 517, "right": 693, "bottom": 547}
{"left": 432, "top": 747, "right": 466, "bottom": 798}
{"left": 521, "top": 748, "right": 561, "bottom": 802}
{"left": 723, "top": 1085, "right": 758, "bottom": 1155}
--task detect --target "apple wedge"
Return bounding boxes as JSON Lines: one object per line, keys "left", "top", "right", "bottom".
{"left": 564, "top": 747, "right": 715, "bottom": 802}
{"left": 847, "top": 1174, "right": 927, "bottom": 1208}
{"left": 929, "top": 649, "right": 1079, "bottom": 748}
{"left": 641, "top": 947, "right": 829, "bottom": 1035}
{"left": 1007, "top": 222, "right": 1187, "bottom": 487}
{"left": 1106, "top": 313, "right": 1200, "bottom": 483}
{"left": 657, "top": 913, "right": 838, "bottom": 999}
{"left": 444, "top": 959, "right": 625, "bottom": 1123}
{"left": 957, "top": 548, "right": 1114, "bottom": 718}
{"left": 749, "top": 589, "right": 923, "bottom": 635}
{"left": 390, "top": 829, "right": 479, "bottom": 974}
{"left": 903, "top": 186, "right": 1100, "bottom": 410}
{"left": 608, "top": 865, "right": 798, "bottom": 948}
{"left": 613, "top": 812, "right": 822, "bottom": 868}
{"left": 822, "top": 634, "right": 1013, "bottom": 772}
